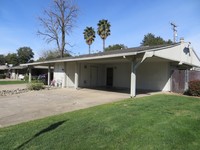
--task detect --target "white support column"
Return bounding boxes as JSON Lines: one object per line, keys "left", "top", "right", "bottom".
{"left": 48, "top": 65, "right": 51, "bottom": 86}
{"left": 62, "top": 63, "right": 66, "bottom": 88}
{"left": 129, "top": 53, "right": 150, "bottom": 97}
{"left": 74, "top": 62, "right": 79, "bottom": 89}
{"left": 66, "top": 63, "right": 68, "bottom": 88}
{"left": 29, "top": 67, "right": 32, "bottom": 83}
{"left": 16, "top": 70, "right": 19, "bottom": 79}
{"left": 130, "top": 60, "right": 142, "bottom": 97}
{"left": 130, "top": 61, "right": 136, "bottom": 97}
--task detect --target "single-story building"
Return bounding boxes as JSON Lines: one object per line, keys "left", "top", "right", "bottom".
{"left": 21, "top": 39, "right": 200, "bottom": 97}
{"left": 0, "top": 65, "right": 9, "bottom": 74}
{"left": 10, "top": 65, "right": 54, "bottom": 80}
{"left": 0, "top": 65, "right": 9, "bottom": 78}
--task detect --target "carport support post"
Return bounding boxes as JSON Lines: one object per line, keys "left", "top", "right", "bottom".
{"left": 62, "top": 63, "right": 66, "bottom": 88}
{"left": 75, "top": 62, "right": 79, "bottom": 89}
{"left": 48, "top": 65, "right": 51, "bottom": 86}
{"left": 28, "top": 67, "right": 32, "bottom": 83}
{"left": 130, "top": 60, "right": 141, "bottom": 97}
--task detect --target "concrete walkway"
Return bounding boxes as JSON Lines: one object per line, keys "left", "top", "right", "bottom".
{"left": 0, "top": 87, "right": 129, "bottom": 127}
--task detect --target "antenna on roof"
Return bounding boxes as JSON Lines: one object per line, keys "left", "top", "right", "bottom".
{"left": 170, "top": 22, "right": 178, "bottom": 43}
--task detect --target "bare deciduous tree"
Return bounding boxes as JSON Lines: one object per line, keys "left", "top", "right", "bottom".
{"left": 38, "top": 0, "right": 78, "bottom": 58}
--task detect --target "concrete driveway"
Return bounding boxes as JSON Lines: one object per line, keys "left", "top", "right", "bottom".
{"left": 0, "top": 87, "right": 129, "bottom": 127}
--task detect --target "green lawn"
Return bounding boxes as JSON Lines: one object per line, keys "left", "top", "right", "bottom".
{"left": 0, "top": 80, "right": 27, "bottom": 85}
{"left": 0, "top": 94, "right": 200, "bottom": 150}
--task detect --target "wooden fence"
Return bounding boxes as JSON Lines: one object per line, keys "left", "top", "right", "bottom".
{"left": 171, "top": 70, "right": 200, "bottom": 93}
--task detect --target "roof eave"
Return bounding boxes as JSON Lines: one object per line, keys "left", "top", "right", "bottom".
{"left": 20, "top": 44, "right": 179, "bottom": 66}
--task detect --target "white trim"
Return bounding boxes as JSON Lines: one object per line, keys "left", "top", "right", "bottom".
{"left": 74, "top": 62, "right": 79, "bottom": 89}
{"left": 47, "top": 65, "right": 51, "bottom": 86}
{"left": 20, "top": 44, "right": 179, "bottom": 67}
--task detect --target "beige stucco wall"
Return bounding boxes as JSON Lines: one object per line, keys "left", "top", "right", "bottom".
{"left": 79, "top": 63, "right": 105, "bottom": 87}
{"left": 54, "top": 62, "right": 77, "bottom": 87}
{"left": 65, "top": 62, "right": 76, "bottom": 87}
{"left": 53, "top": 62, "right": 65, "bottom": 87}
{"left": 154, "top": 43, "right": 200, "bottom": 67}
{"left": 78, "top": 63, "right": 131, "bottom": 88}
{"left": 104, "top": 63, "right": 131, "bottom": 88}
{"left": 103, "top": 61, "right": 170, "bottom": 91}
{"left": 137, "top": 61, "right": 171, "bottom": 91}
{"left": 54, "top": 59, "right": 171, "bottom": 91}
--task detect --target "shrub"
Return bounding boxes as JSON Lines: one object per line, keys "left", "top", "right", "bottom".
{"left": 24, "top": 75, "right": 29, "bottom": 82}
{"left": 27, "top": 80, "right": 45, "bottom": 90}
{"left": 0, "top": 74, "right": 6, "bottom": 79}
{"left": 188, "top": 80, "right": 200, "bottom": 96}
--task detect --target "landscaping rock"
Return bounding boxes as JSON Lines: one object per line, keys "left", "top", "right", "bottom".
{"left": 0, "top": 88, "right": 29, "bottom": 96}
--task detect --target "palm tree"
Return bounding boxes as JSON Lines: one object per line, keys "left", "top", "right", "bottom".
{"left": 83, "top": 27, "right": 96, "bottom": 54}
{"left": 97, "top": 19, "right": 111, "bottom": 51}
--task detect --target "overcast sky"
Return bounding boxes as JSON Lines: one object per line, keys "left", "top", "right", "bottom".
{"left": 0, "top": 0, "right": 199, "bottom": 59}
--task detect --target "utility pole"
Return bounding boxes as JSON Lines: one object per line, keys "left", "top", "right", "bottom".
{"left": 170, "top": 22, "right": 177, "bottom": 43}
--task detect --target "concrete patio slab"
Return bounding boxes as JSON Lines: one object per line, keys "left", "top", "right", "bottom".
{"left": 0, "top": 87, "right": 129, "bottom": 127}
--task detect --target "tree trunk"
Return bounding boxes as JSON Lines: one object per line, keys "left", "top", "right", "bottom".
{"left": 61, "top": 3, "right": 65, "bottom": 58}
{"left": 103, "top": 39, "right": 105, "bottom": 52}
{"left": 61, "top": 21, "right": 65, "bottom": 58}
{"left": 89, "top": 44, "right": 91, "bottom": 54}
{"left": 61, "top": 32, "right": 65, "bottom": 58}
{"left": 38, "top": 0, "right": 78, "bottom": 58}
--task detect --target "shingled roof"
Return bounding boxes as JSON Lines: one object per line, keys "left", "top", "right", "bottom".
{"left": 72, "top": 43, "right": 180, "bottom": 59}
{"left": 21, "top": 43, "right": 180, "bottom": 66}
{"left": 0, "top": 65, "right": 9, "bottom": 70}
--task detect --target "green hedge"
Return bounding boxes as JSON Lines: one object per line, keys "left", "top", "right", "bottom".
{"left": 188, "top": 80, "right": 200, "bottom": 96}
{"left": 27, "top": 80, "right": 45, "bottom": 90}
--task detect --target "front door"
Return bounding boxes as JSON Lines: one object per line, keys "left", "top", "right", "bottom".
{"left": 106, "top": 68, "right": 113, "bottom": 87}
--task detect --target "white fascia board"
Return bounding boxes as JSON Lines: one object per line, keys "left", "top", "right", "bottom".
{"left": 20, "top": 45, "right": 178, "bottom": 67}
{"left": 20, "top": 52, "right": 138, "bottom": 66}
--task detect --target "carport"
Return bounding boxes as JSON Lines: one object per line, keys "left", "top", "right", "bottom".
{"left": 21, "top": 39, "right": 200, "bottom": 97}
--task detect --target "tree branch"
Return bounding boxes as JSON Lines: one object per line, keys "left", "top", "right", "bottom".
{"left": 38, "top": 0, "right": 78, "bottom": 57}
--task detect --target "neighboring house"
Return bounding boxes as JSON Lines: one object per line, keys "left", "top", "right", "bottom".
{"left": 10, "top": 65, "right": 54, "bottom": 80}
{"left": 21, "top": 39, "right": 200, "bottom": 97}
{"left": 0, "top": 65, "right": 9, "bottom": 74}
{"left": 10, "top": 66, "right": 27, "bottom": 79}
{"left": 0, "top": 65, "right": 10, "bottom": 78}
